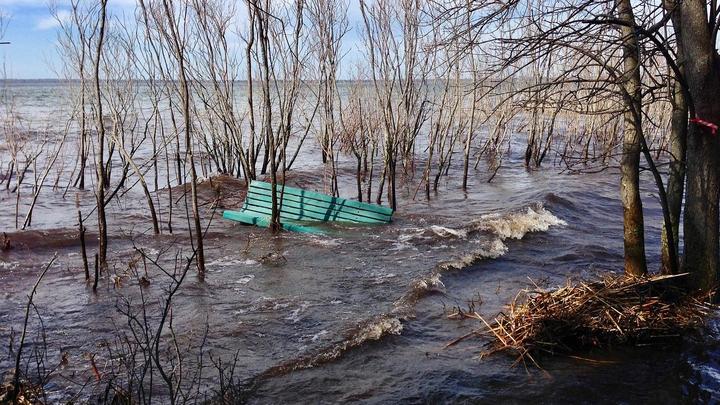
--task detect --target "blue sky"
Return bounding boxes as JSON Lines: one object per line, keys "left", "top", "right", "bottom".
{"left": 1, "top": 0, "right": 65, "bottom": 78}
{"left": 0, "top": 0, "right": 367, "bottom": 80}
{"left": 0, "top": 1, "right": 134, "bottom": 79}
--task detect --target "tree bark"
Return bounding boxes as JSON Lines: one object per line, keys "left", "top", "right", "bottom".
{"left": 161, "top": 0, "right": 206, "bottom": 276}
{"left": 618, "top": 0, "right": 647, "bottom": 277}
{"left": 677, "top": 0, "right": 720, "bottom": 291}
{"left": 253, "top": 0, "right": 280, "bottom": 232}
{"left": 94, "top": 0, "right": 108, "bottom": 271}
{"left": 661, "top": 71, "right": 688, "bottom": 274}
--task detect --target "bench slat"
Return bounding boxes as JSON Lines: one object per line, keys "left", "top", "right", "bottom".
{"left": 247, "top": 188, "right": 391, "bottom": 221}
{"left": 222, "top": 210, "right": 327, "bottom": 234}
{"left": 251, "top": 181, "right": 394, "bottom": 217}
{"left": 245, "top": 190, "right": 391, "bottom": 223}
{"left": 224, "top": 180, "right": 394, "bottom": 233}
{"left": 243, "top": 197, "right": 384, "bottom": 224}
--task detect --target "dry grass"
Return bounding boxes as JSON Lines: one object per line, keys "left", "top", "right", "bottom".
{"left": 447, "top": 273, "right": 716, "bottom": 368}
{"left": 0, "top": 377, "right": 44, "bottom": 405}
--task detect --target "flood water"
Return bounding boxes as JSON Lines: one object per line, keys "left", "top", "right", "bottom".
{"left": 1, "top": 80, "right": 718, "bottom": 403}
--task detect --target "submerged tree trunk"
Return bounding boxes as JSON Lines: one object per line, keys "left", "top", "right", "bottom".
{"left": 245, "top": 2, "right": 257, "bottom": 182}
{"left": 93, "top": 0, "right": 109, "bottom": 271}
{"left": 160, "top": 0, "right": 206, "bottom": 277}
{"left": 180, "top": 39, "right": 206, "bottom": 278}
{"left": 617, "top": 0, "right": 647, "bottom": 277}
{"left": 252, "top": 0, "right": 280, "bottom": 232}
{"left": 676, "top": 0, "right": 720, "bottom": 291}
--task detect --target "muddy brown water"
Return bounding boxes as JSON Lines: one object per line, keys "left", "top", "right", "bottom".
{"left": 1, "top": 81, "right": 718, "bottom": 403}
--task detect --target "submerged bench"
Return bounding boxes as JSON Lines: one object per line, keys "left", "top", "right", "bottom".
{"left": 223, "top": 181, "right": 394, "bottom": 234}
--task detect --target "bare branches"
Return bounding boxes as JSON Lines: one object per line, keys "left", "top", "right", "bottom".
{"left": 0, "top": 7, "right": 8, "bottom": 44}
{"left": 8, "top": 254, "right": 57, "bottom": 402}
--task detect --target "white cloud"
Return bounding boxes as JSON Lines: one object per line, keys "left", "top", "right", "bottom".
{"left": 35, "top": 8, "right": 69, "bottom": 30}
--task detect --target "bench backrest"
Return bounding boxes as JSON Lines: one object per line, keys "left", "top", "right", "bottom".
{"left": 242, "top": 181, "right": 393, "bottom": 224}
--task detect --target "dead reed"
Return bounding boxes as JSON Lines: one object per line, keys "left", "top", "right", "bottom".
{"left": 448, "top": 273, "right": 716, "bottom": 367}
{"left": 0, "top": 375, "right": 43, "bottom": 405}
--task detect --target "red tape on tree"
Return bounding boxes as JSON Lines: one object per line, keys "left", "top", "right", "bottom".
{"left": 689, "top": 118, "right": 718, "bottom": 135}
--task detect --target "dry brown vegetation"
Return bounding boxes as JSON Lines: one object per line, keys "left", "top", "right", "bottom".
{"left": 448, "top": 273, "right": 716, "bottom": 367}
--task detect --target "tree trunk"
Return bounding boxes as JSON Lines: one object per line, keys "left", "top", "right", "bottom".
{"left": 254, "top": 0, "right": 280, "bottom": 232}
{"left": 245, "top": 2, "right": 257, "bottom": 181}
{"left": 161, "top": 0, "right": 206, "bottom": 276}
{"left": 94, "top": 1, "right": 109, "bottom": 271}
{"left": 661, "top": 72, "right": 688, "bottom": 274}
{"left": 618, "top": 0, "right": 647, "bottom": 277}
{"left": 677, "top": 0, "right": 720, "bottom": 291}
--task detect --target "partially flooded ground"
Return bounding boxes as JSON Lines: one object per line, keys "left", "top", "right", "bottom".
{"left": 2, "top": 155, "right": 718, "bottom": 403}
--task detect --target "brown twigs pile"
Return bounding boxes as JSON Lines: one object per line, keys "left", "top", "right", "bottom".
{"left": 448, "top": 273, "right": 716, "bottom": 367}
{"left": 0, "top": 376, "right": 43, "bottom": 405}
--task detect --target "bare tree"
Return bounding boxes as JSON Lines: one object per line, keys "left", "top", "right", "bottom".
{"left": 0, "top": 10, "right": 6, "bottom": 41}
{"left": 92, "top": 0, "right": 109, "bottom": 270}
{"left": 161, "top": 0, "right": 206, "bottom": 275}
{"left": 247, "top": 0, "right": 281, "bottom": 231}
{"left": 56, "top": 1, "right": 91, "bottom": 190}
{"left": 191, "top": 0, "right": 253, "bottom": 182}
{"left": 308, "top": 0, "right": 349, "bottom": 196}
{"left": 359, "top": 0, "right": 432, "bottom": 210}
{"left": 267, "top": 0, "right": 315, "bottom": 181}
{"left": 617, "top": 0, "right": 647, "bottom": 276}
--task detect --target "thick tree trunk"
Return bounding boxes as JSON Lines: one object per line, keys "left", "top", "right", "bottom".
{"left": 618, "top": 0, "right": 647, "bottom": 277}
{"left": 677, "top": 0, "right": 720, "bottom": 291}
{"left": 683, "top": 119, "right": 719, "bottom": 290}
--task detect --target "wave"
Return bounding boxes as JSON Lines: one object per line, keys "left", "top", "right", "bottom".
{"left": 396, "top": 203, "right": 565, "bottom": 245}
{"left": 429, "top": 225, "right": 468, "bottom": 239}
{"left": 472, "top": 204, "right": 567, "bottom": 240}
{"left": 206, "top": 256, "right": 259, "bottom": 267}
{"left": 249, "top": 202, "right": 566, "bottom": 384}
{"left": 258, "top": 315, "right": 403, "bottom": 379}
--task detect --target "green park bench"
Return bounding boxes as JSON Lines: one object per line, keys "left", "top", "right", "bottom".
{"left": 223, "top": 181, "right": 394, "bottom": 234}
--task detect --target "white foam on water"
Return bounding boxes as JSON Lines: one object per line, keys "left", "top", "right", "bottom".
{"left": 311, "top": 237, "right": 342, "bottom": 247}
{"left": 410, "top": 273, "right": 446, "bottom": 293}
{"left": 474, "top": 204, "right": 567, "bottom": 240}
{"left": 429, "top": 225, "right": 467, "bottom": 239}
{"left": 310, "top": 329, "right": 329, "bottom": 342}
{"left": 437, "top": 239, "right": 508, "bottom": 272}
{"left": 476, "top": 239, "right": 509, "bottom": 259}
{"left": 235, "top": 274, "right": 255, "bottom": 285}
{"left": 285, "top": 301, "right": 310, "bottom": 323}
{"left": 143, "top": 248, "right": 160, "bottom": 257}
{"left": 260, "top": 315, "right": 404, "bottom": 377}
{"left": 353, "top": 316, "right": 403, "bottom": 342}
{"left": 206, "top": 256, "right": 259, "bottom": 267}
{"left": 371, "top": 272, "right": 398, "bottom": 285}
{"left": 257, "top": 203, "right": 567, "bottom": 380}
{"left": 389, "top": 239, "right": 419, "bottom": 252}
